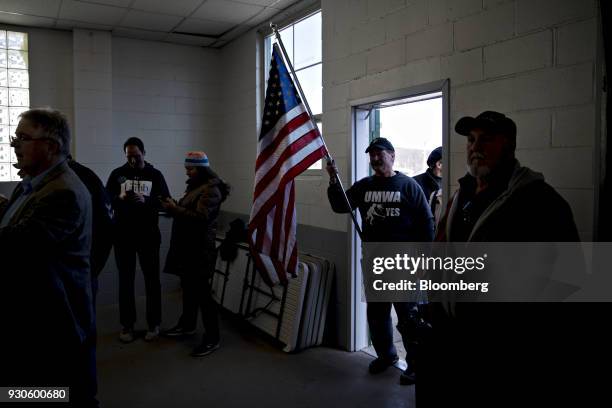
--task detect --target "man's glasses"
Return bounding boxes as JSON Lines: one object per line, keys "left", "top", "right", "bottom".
{"left": 9, "top": 135, "right": 55, "bottom": 144}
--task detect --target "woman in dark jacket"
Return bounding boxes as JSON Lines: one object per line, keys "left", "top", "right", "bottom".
{"left": 161, "top": 151, "right": 229, "bottom": 357}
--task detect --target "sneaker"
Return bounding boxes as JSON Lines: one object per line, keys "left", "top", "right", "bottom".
{"left": 400, "top": 368, "right": 416, "bottom": 385}
{"left": 144, "top": 326, "right": 160, "bottom": 342}
{"left": 118, "top": 327, "right": 135, "bottom": 343}
{"left": 190, "top": 342, "right": 220, "bottom": 357}
{"left": 163, "top": 325, "right": 196, "bottom": 337}
{"left": 368, "top": 356, "right": 399, "bottom": 375}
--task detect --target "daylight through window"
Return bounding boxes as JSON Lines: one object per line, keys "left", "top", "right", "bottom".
{"left": 0, "top": 30, "right": 29, "bottom": 182}
{"left": 265, "top": 11, "right": 322, "bottom": 170}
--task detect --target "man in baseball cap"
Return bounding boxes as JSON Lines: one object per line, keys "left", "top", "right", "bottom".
{"left": 455, "top": 111, "right": 517, "bottom": 182}
{"left": 420, "top": 110, "right": 581, "bottom": 405}
{"left": 436, "top": 109, "right": 577, "bottom": 241}
{"left": 326, "top": 135, "right": 433, "bottom": 385}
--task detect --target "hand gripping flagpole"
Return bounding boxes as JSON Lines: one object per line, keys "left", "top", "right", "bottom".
{"left": 270, "top": 23, "right": 364, "bottom": 240}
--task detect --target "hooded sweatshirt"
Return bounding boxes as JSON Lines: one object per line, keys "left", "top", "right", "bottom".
{"left": 438, "top": 159, "right": 579, "bottom": 242}
{"left": 106, "top": 161, "right": 170, "bottom": 235}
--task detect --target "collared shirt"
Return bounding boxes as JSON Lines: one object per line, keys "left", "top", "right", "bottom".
{"left": 0, "top": 160, "right": 64, "bottom": 228}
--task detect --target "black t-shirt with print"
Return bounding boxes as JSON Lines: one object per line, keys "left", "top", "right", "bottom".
{"left": 328, "top": 171, "right": 434, "bottom": 242}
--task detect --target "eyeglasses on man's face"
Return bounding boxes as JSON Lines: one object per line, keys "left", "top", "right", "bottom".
{"left": 9, "top": 134, "right": 55, "bottom": 145}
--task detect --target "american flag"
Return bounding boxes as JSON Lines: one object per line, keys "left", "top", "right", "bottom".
{"left": 248, "top": 45, "right": 327, "bottom": 286}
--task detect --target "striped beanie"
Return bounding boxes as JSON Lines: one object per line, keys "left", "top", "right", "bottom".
{"left": 185, "top": 151, "right": 209, "bottom": 167}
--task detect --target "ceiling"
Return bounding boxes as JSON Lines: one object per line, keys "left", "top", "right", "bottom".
{"left": 0, "top": 0, "right": 305, "bottom": 48}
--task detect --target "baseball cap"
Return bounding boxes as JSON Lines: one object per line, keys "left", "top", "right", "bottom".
{"left": 365, "top": 137, "right": 395, "bottom": 153}
{"left": 455, "top": 111, "right": 517, "bottom": 139}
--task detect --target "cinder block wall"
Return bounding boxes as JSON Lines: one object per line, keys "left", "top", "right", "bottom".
{"left": 29, "top": 28, "right": 75, "bottom": 127}
{"left": 0, "top": 0, "right": 602, "bottom": 345}
{"left": 216, "top": 31, "right": 261, "bottom": 216}
{"left": 209, "top": 0, "right": 602, "bottom": 349}
{"left": 1, "top": 28, "right": 223, "bottom": 201}
{"left": 71, "top": 30, "right": 224, "bottom": 310}
{"left": 322, "top": 0, "right": 600, "bottom": 240}
{"left": 72, "top": 30, "right": 222, "bottom": 196}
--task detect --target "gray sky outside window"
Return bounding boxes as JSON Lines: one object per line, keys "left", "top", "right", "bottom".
{"left": 277, "top": 26, "right": 293, "bottom": 67}
{"left": 293, "top": 12, "right": 322, "bottom": 70}
{"left": 295, "top": 64, "right": 322, "bottom": 116}
{"left": 265, "top": 10, "right": 322, "bottom": 170}
{"left": 265, "top": 11, "right": 322, "bottom": 116}
{"left": 377, "top": 97, "right": 443, "bottom": 176}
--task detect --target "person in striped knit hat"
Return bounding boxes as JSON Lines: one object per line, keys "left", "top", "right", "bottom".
{"left": 161, "top": 151, "right": 230, "bottom": 357}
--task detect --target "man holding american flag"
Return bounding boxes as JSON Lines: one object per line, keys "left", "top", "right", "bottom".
{"left": 327, "top": 137, "right": 434, "bottom": 386}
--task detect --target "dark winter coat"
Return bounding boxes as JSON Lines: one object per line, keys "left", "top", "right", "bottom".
{"left": 164, "top": 177, "right": 224, "bottom": 276}
{"left": 413, "top": 168, "right": 442, "bottom": 204}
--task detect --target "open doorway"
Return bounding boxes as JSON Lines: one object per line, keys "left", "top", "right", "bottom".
{"left": 349, "top": 81, "right": 449, "bottom": 363}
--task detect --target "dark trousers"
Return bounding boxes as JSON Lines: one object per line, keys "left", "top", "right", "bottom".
{"left": 115, "top": 238, "right": 162, "bottom": 329}
{"left": 367, "top": 301, "right": 421, "bottom": 370}
{"left": 178, "top": 270, "right": 219, "bottom": 344}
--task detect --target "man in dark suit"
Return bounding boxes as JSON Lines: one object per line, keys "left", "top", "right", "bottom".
{"left": 0, "top": 108, "right": 97, "bottom": 407}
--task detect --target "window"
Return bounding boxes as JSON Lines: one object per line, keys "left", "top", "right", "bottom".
{"left": 0, "top": 30, "right": 29, "bottom": 182}
{"left": 371, "top": 94, "right": 443, "bottom": 176}
{"left": 264, "top": 10, "right": 322, "bottom": 170}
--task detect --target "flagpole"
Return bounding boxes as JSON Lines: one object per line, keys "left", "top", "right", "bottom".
{"left": 271, "top": 23, "right": 364, "bottom": 240}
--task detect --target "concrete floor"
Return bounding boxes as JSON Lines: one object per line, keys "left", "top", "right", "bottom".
{"left": 96, "top": 292, "right": 415, "bottom": 408}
